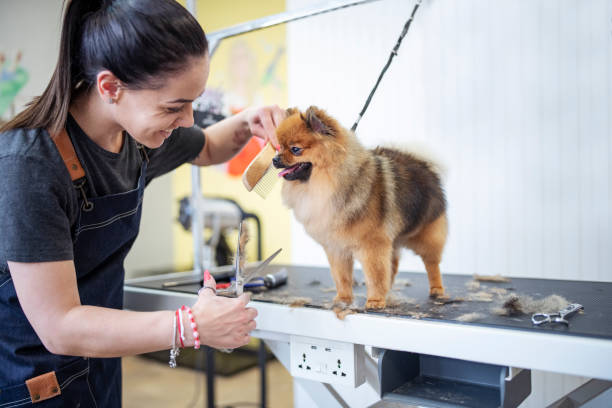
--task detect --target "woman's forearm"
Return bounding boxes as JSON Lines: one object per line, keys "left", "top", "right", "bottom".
{"left": 51, "top": 307, "right": 175, "bottom": 358}
{"left": 193, "top": 110, "right": 252, "bottom": 166}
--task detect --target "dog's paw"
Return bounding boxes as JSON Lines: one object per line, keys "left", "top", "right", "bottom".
{"left": 333, "top": 295, "right": 353, "bottom": 307}
{"left": 429, "top": 286, "right": 445, "bottom": 298}
{"left": 365, "top": 298, "right": 386, "bottom": 310}
{"left": 332, "top": 305, "right": 356, "bottom": 320}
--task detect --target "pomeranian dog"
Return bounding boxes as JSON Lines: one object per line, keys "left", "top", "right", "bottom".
{"left": 272, "top": 106, "right": 447, "bottom": 309}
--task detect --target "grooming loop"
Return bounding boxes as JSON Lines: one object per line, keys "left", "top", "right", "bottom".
{"left": 351, "top": 0, "right": 422, "bottom": 132}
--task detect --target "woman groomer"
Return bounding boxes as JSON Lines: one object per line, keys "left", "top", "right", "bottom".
{"left": 0, "top": 1, "right": 285, "bottom": 406}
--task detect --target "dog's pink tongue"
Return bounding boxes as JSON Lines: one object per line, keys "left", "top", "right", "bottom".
{"left": 278, "top": 165, "right": 296, "bottom": 178}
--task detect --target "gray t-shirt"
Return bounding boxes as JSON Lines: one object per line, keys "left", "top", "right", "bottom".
{"left": 0, "top": 115, "right": 205, "bottom": 266}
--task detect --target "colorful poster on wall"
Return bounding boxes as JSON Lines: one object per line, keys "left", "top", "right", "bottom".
{"left": 0, "top": 51, "right": 29, "bottom": 118}
{"left": 173, "top": 0, "right": 292, "bottom": 269}
{"left": 194, "top": 37, "right": 286, "bottom": 176}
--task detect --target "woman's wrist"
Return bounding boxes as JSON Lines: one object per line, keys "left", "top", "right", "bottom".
{"left": 232, "top": 110, "right": 253, "bottom": 150}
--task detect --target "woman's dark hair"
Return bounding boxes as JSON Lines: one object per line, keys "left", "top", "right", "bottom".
{"left": 1, "top": 0, "right": 208, "bottom": 134}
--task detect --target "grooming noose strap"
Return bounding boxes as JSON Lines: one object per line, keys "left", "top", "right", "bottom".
{"left": 351, "top": 0, "right": 422, "bottom": 132}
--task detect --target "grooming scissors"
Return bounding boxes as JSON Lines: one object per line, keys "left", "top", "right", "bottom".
{"left": 217, "top": 221, "right": 282, "bottom": 297}
{"left": 531, "top": 303, "right": 584, "bottom": 326}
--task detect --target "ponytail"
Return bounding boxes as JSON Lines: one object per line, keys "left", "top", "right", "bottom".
{"left": 1, "top": 0, "right": 208, "bottom": 134}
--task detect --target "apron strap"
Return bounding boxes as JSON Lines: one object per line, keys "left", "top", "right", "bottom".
{"left": 49, "top": 128, "right": 94, "bottom": 211}
{"left": 136, "top": 143, "right": 150, "bottom": 163}
{"left": 50, "top": 127, "right": 86, "bottom": 182}
{"left": 25, "top": 371, "right": 61, "bottom": 403}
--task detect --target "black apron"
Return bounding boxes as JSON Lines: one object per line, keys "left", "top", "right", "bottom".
{"left": 0, "top": 128, "right": 148, "bottom": 407}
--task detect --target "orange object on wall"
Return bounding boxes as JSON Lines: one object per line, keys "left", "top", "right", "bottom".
{"left": 227, "top": 137, "right": 263, "bottom": 177}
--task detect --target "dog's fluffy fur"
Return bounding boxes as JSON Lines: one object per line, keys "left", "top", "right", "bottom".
{"left": 273, "top": 106, "right": 447, "bottom": 309}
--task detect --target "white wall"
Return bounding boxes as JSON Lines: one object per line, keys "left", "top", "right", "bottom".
{"left": 286, "top": 0, "right": 611, "bottom": 282}
{"left": 286, "top": 0, "right": 611, "bottom": 406}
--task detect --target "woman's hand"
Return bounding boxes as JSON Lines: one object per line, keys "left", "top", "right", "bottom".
{"left": 190, "top": 284, "right": 258, "bottom": 350}
{"left": 191, "top": 104, "right": 287, "bottom": 166}
{"left": 242, "top": 105, "right": 286, "bottom": 150}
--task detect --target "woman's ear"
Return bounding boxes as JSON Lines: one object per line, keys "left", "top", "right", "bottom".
{"left": 96, "top": 70, "right": 123, "bottom": 104}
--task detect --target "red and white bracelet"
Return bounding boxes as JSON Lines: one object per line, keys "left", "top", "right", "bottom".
{"left": 181, "top": 305, "right": 201, "bottom": 349}
{"left": 176, "top": 308, "right": 186, "bottom": 348}
{"left": 169, "top": 306, "right": 201, "bottom": 368}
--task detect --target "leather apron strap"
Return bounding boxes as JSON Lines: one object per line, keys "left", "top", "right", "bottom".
{"left": 50, "top": 127, "right": 86, "bottom": 181}
{"left": 49, "top": 127, "right": 93, "bottom": 211}
{"left": 25, "top": 371, "right": 61, "bottom": 403}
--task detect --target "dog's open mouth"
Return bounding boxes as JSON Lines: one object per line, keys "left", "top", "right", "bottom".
{"left": 278, "top": 162, "right": 312, "bottom": 181}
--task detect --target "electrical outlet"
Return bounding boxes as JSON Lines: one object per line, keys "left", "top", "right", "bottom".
{"left": 289, "top": 335, "right": 365, "bottom": 387}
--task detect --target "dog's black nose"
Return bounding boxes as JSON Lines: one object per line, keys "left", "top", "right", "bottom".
{"left": 272, "top": 155, "right": 282, "bottom": 168}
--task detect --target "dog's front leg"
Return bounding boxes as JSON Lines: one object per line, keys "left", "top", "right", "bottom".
{"left": 325, "top": 248, "right": 354, "bottom": 306}
{"left": 358, "top": 242, "right": 392, "bottom": 309}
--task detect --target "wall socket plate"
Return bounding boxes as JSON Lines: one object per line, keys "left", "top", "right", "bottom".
{"left": 289, "top": 335, "right": 365, "bottom": 387}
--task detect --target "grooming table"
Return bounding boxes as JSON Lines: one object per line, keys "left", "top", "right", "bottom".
{"left": 124, "top": 266, "right": 612, "bottom": 407}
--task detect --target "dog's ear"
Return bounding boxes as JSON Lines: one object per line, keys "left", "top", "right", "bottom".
{"left": 286, "top": 107, "right": 299, "bottom": 116}
{"left": 304, "top": 106, "right": 335, "bottom": 136}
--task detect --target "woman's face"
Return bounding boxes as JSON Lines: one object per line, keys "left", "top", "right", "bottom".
{"left": 116, "top": 55, "right": 210, "bottom": 148}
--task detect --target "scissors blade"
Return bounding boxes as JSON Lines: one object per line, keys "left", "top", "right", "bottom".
{"left": 243, "top": 248, "right": 282, "bottom": 283}
{"left": 234, "top": 221, "right": 247, "bottom": 295}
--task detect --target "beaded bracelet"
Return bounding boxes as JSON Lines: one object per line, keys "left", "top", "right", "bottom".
{"left": 181, "top": 305, "right": 201, "bottom": 349}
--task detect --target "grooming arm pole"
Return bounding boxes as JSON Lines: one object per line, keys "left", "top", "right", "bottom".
{"left": 205, "top": 0, "right": 384, "bottom": 55}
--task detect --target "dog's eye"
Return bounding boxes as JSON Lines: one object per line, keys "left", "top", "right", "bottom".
{"left": 290, "top": 146, "right": 303, "bottom": 156}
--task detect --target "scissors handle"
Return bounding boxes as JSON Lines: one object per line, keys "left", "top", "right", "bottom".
{"left": 532, "top": 303, "right": 584, "bottom": 326}
{"left": 531, "top": 313, "right": 553, "bottom": 326}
